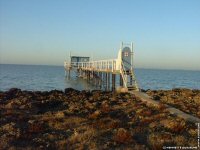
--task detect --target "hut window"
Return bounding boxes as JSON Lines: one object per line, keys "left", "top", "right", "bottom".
{"left": 124, "top": 52, "right": 129, "bottom": 56}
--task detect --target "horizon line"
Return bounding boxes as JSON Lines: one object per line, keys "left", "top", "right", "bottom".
{"left": 0, "top": 63, "right": 199, "bottom": 72}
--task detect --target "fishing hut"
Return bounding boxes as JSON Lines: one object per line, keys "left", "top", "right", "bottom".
{"left": 64, "top": 42, "right": 139, "bottom": 91}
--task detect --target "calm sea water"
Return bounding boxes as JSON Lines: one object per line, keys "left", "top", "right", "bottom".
{"left": 0, "top": 64, "right": 200, "bottom": 91}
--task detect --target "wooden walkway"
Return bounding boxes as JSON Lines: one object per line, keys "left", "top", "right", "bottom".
{"left": 131, "top": 91, "right": 200, "bottom": 123}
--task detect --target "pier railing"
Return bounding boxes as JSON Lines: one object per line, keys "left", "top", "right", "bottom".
{"left": 64, "top": 59, "right": 120, "bottom": 73}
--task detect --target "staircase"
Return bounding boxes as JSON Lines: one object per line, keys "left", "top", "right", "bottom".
{"left": 120, "top": 61, "right": 139, "bottom": 91}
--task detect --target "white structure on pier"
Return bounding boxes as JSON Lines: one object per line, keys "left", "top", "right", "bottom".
{"left": 64, "top": 42, "right": 139, "bottom": 91}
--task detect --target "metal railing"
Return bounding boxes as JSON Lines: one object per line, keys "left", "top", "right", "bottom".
{"left": 64, "top": 59, "right": 119, "bottom": 72}
{"left": 130, "top": 68, "right": 139, "bottom": 90}
{"left": 120, "top": 61, "right": 128, "bottom": 88}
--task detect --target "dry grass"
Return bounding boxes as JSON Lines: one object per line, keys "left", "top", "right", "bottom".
{"left": 160, "top": 119, "right": 186, "bottom": 133}
{"left": 100, "top": 103, "right": 111, "bottom": 113}
{"left": 113, "top": 128, "right": 133, "bottom": 144}
{"left": 68, "top": 126, "right": 97, "bottom": 148}
{"left": 28, "top": 123, "right": 45, "bottom": 133}
{"left": 46, "top": 116, "right": 86, "bottom": 130}
{"left": 0, "top": 89, "right": 198, "bottom": 149}
{"left": 88, "top": 110, "right": 101, "bottom": 119}
{"left": 148, "top": 133, "right": 173, "bottom": 150}
{"left": 147, "top": 89, "right": 200, "bottom": 117}
{"left": 91, "top": 118, "right": 120, "bottom": 130}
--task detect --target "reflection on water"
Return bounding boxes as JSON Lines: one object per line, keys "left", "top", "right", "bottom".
{"left": 64, "top": 73, "right": 98, "bottom": 91}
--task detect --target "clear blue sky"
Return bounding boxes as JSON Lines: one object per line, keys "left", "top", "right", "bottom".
{"left": 0, "top": 0, "right": 200, "bottom": 70}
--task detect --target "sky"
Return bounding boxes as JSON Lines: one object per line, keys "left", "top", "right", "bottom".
{"left": 0, "top": 0, "right": 200, "bottom": 70}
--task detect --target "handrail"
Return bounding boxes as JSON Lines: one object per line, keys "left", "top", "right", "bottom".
{"left": 130, "top": 68, "right": 139, "bottom": 90}
{"left": 64, "top": 59, "right": 118, "bottom": 72}
{"left": 120, "top": 61, "right": 127, "bottom": 88}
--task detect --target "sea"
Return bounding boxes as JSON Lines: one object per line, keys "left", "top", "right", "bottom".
{"left": 0, "top": 64, "right": 200, "bottom": 91}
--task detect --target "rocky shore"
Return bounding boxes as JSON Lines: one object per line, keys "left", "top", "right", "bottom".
{"left": 0, "top": 88, "right": 199, "bottom": 150}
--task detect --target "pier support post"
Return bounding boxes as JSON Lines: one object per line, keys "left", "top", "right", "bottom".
{"left": 107, "top": 73, "right": 110, "bottom": 91}
{"left": 88, "top": 71, "right": 91, "bottom": 82}
{"left": 98, "top": 72, "right": 102, "bottom": 88}
{"left": 80, "top": 69, "right": 83, "bottom": 77}
{"left": 100, "top": 72, "right": 103, "bottom": 89}
{"left": 120, "top": 75, "right": 123, "bottom": 86}
{"left": 105, "top": 73, "right": 108, "bottom": 91}
{"left": 112, "top": 74, "right": 116, "bottom": 91}
{"left": 86, "top": 70, "right": 89, "bottom": 81}
{"left": 83, "top": 70, "right": 86, "bottom": 78}
{"left": 93, "top": 71, "right": 96, "bottom": 86}
{"left": 68, "top": 69, "right": 71, "bottom": 79}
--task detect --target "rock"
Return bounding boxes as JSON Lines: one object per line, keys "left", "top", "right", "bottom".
{"left": 153, "top": 95, "right": 160, "bottom": 100}
{"left": 188, "top": 129, "right": 197, "bottom": 137}
{"left": 160, "top": 119, "right": 186, "bottom": 133}
{"left": 113, "top": 128, "right": 133, "bottom": 144}
{"left": 174, "top": 135, "right": 186, "bottom": 145}
{"left": 172, "top": 88, "right": 182, "bottom": 92}
{"left": 19, "top": 104, "right": 26, "bottom": 109}
{"left": 194, "top": 97, "right": 200, "bottom": 105}
{"left": 6, "top": 88, "right": 21, "bottom": 99}
{"left": 65, "top": 88, "right": 79, "bottom": 94}
{"left": 85, "top": 101, "right": 94, "bottom": 110}
{"left": 28, "top": 120, "right": 35, "bottom": 124}
{"left": 1, "top": 122, "right": 17, "bottom": 136}
{"left": 89, "top": 110, "right": 101, "bottom": 119}
{"left": 49, "top": 90, "right": 64, "bottom": 95}
{"left": 148, "top": 133, "right": 173, "bottom": 149}
{"left": 140, "top": 89, "right": 146, "bottom": 92}
{"left": 91, "top": 90, "right": 102, "bottom": 94}
{"left": 149, "top": 122, "right": 157, "bottom": 129}
{"left": 5, "top": 101, "right": 14, "bottom": 109}
{"left": 55, "top": 111, "right": 65, "bottom": 118}
{"left": 116, "top": 87, "right": 129, "bottom": 93}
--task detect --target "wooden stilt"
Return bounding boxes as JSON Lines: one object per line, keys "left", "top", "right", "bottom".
{"left": 100, "top": 72, "right": 103, "bottom": 89}
{"left": 107, "top": 73, "right": 110, "bottom": 91}
{"left": 112, "top": 74, "right": 116, "bottom": 91}
{"left": 87, "top": 71, "right": 89, "bottom": 81}
{"left": 88, "top": 71, "right": 91, "bottom": 82}
{"left": 105, "top": 73, "right": 108, "bottom": 90}
{"left": 120, "top": 74, "right": 123, "bottom": 86}
{"left": 98, "top": 72, "right": 101, "bottom": 88}
{"left": 68, "top": 69, "right": 71, "bottom": 79}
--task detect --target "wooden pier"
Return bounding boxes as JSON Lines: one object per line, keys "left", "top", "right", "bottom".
{"left": 64, "top": 42, "right": 139, "bottom": 91}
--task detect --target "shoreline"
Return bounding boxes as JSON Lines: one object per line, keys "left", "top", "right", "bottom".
{"left": 0, "top": 88, "right": 199, "bottom": 149}
{"left": 1, "top": 87, "right": 199, "bottom": 93}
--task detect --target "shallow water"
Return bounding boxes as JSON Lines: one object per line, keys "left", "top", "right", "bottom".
{"left": 0, "top": 64, "right": 199, "bottom": 91}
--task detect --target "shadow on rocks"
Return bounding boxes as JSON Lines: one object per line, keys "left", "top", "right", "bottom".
{"left": 35, "top": 100, "right": 65, "bottom": 114}
{"left": 65, "top": 88, "right": 80, "bottom": 95}
{"left": 4, "top": 88, "right": 22, "bottom": 100}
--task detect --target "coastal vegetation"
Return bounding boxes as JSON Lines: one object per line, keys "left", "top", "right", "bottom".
{"left": 0, "top": 88, "right": 198, "bottom": 149}
{"left": 146, "top": 88, "right": 200, "bottom": 118}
